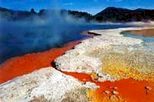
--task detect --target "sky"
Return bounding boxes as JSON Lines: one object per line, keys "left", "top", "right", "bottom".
{"left": 0, "top": 0, "right": 154, "bottom": 14}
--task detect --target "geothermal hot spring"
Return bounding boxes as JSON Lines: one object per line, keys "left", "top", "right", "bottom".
{"left": 0, "top": 12, "right": 132, "bottom": 63}
{"left": 0, "top": 6, "right": 154, "bottom": 102}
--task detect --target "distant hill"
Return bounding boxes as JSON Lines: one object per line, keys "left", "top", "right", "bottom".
{"left": 0, "top": 7, "right": 93, "bottom": 22}
{"left": 94, "top": 7, "right": 154, "bottom": 22}
{"left": 0, "top": 7, "right": 154, "bottom": 22}
{"left": 0, "top": 7, "right": 37, "bottom": 20}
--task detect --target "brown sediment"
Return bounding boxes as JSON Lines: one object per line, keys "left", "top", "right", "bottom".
{"left": 126, "top": 29, "right": 154, "bottom": 37}
{"left": 0, "top": 41, "right": 80, "bottom": 83}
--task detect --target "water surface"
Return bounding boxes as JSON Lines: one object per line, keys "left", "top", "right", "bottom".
{"left": 0, "top": 22, "right": 131, "bottom": 63}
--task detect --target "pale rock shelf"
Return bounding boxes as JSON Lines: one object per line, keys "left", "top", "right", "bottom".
{"left": 0, "top": 67, "right": 97, "bottom": 102}
{"left": 55, "top": 27, "right": 154, "bottom": 82}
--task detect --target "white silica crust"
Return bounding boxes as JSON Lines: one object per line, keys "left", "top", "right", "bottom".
{"left": 55, "top": 27, "right": 154, "bottom": 82}
{"left": 0, "top": 67, "right": 97, "bottom": 102}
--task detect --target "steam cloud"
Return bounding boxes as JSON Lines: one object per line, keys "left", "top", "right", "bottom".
{"left": 0, "top": 2, "right": 130, "bottom": 63}
{"left": 0, "top": 8, "right": 90, "bottom": 63}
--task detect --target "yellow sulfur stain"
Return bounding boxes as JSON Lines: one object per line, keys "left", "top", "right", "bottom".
{"left": 101, "top": 52, "right": 154, "bottom": 81}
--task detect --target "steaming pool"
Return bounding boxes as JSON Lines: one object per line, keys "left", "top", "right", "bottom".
{"left": 0, "top": 23, "right": 135, "bottom": 63}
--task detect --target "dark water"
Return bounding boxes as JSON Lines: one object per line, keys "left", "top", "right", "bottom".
{"left": 0, "top": 22, "right": 131, "bottom": 63}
